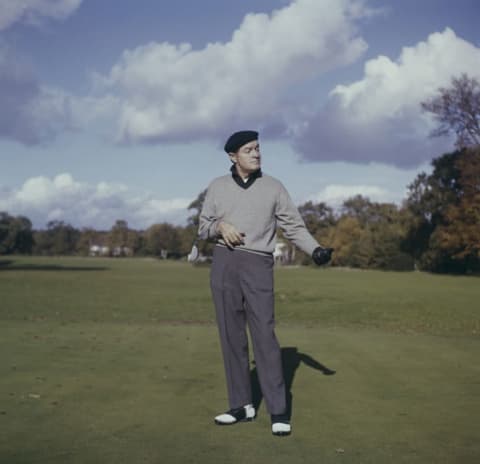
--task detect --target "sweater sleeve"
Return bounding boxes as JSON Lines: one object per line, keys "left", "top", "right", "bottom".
{"left": 198, "top": 183, "right": 221, "bottom": 241}
{"left": 275, "top": 183, "right": 320, "bottom": 256}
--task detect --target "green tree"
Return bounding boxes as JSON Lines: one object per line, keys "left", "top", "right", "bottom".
{"left": 0, "top": 212, "right": 34, "bottom": 254}
{"left": 33, "top": 221, "right": 79, "bottom": 255}
{"left": 367, "top": 206, "right": 414, "bottom": 271}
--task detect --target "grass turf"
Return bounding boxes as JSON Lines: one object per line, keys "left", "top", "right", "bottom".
{"left": 0, "top": 256, "right": 479, "bottom": 463}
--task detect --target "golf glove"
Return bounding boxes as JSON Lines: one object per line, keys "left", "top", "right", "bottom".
{"left": 312, "top": 246, "right": 334, "bottom": 266}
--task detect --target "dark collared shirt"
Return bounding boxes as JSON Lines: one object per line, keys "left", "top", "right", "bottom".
{"left": 230, "top": 164, "right": 262, "bottom": 189}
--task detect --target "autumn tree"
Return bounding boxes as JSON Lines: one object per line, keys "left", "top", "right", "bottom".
{"left": 329, "top": 196, "right": 413, "bottom": 270}
{"left": 341, "top": 195, "right": 375, "bottom": 225}
{"left": 327, "top": 215, "right": 367, "bottom": 267}
{"left": 177, "top": 225, "right": 198, "bottom": 256}
{"left": 107, "top": 220, "right": 128, "bottom": 255}
{"left": 433, "top": 146, "right": 480, "bottom": 272}
{"left": 145, "top": 223, "right": 181, "bottom": 258}
{"left": 75, "top": 228, "right": 97, "bottom": 255}
{"left": 404, "top": 147, "right": 480, "bottom": 273}
{"left": 106, "top": 220, "right": 142, "bottom": 256}
{"left": 421, "top": 74, "right": 480, "bottom": 149}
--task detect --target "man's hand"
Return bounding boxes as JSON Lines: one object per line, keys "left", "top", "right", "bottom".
{"left": 312, "top": 247, "right": 334, "bottom": 266}
{"left": 217, "top": 221, "right": 245, "bottom": 249}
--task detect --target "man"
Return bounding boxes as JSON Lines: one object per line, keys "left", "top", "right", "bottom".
{"left": 198, "top": 130, "right": 332, "bottom": 437}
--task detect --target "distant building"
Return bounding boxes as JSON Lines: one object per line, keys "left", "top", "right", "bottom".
{"left": 89, "top": 245, "right": 110, "bottom": 257}
{"left": 89, "top": 245, "right": 132, "bottom": 257}
{"left": 112, "top": 246, "right": 133, "bottom": 257}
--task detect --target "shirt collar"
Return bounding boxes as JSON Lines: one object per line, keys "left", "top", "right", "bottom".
{"left": 230, "top": 164, "right": 262, "bottom": 189}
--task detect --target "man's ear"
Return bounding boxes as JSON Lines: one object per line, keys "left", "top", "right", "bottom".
{"left": 229, "top": 153, "right": 237, "bottom": 164}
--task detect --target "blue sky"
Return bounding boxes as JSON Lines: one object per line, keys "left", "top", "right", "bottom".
{"left": 1, "top": 0, "right": 479, "bottom": 229}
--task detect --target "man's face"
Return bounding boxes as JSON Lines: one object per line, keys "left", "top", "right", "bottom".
{"left": 229, "top": 140, "right": 261, "bottom": 176}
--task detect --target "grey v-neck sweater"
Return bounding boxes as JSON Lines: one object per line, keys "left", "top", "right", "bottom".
{"left": 198, "top": 172, "right": 319, "bottom": 255}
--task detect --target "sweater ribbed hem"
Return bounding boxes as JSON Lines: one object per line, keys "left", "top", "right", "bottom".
{"left": 215, "top": 243, "right": 273, "bottom": 257}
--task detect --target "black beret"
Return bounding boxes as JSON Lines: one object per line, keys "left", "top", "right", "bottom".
{"left": 224, "top": 130, "right": 259, "bottom": 153}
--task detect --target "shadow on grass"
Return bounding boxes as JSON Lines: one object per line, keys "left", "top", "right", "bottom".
{"left": 251, "top": 347, "right": 336, "bottom": 420}
{"left": 0, "top": 260, "right": 108, "bottom": 272}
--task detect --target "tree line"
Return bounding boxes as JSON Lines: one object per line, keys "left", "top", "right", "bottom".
{"left": 0, "top": 215, "right": 198, "bottom": 260}
{"left": 1, "top": 75, "right": 479, "bottom": 274}
{"left": 1, "top": 144, "right": 478, "bottom": 274}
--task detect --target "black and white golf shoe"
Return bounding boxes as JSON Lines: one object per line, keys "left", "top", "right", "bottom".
{"left": 271, "top": 413, "right": 291, "bottom": 436}
{"left": 214, "top": 404, "right": 256, "bottom": 425}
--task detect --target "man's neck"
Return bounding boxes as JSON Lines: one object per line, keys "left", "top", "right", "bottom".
{"left": 235, "top": 167, "right": 250, "bottom": 180}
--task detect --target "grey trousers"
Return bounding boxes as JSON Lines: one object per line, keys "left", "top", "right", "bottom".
{"left": 210, "top": 245, "right": 286, "bottom": 415}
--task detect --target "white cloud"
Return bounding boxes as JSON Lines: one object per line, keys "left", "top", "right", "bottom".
{"left": 0, "top": 0, "right": 82, "bottom": 31}
{"left": 0, "top": 0, "right": 83, "bottom": 144}
{"left": 0, "top": 45, "right": 73, "bottom": 144}
{"left": 307, "top": 184, "right": 400, "bottom": 208}
{"left": 90, "top": 0, "right": 369, "bottom": 143}
{"left": 295, "top": 28, "right": 480, "bottom": 167}
{"left": 0, "top": 173, "right": 192, "bottom": 229}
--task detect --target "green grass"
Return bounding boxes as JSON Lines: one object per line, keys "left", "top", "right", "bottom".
{"left": 1, "top": 256, "right": 479, "bottom": 463}
{"left": 2, "top": 256, "right": 478, "bottom": 335}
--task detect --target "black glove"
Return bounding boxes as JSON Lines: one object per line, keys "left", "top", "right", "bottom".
{"left": 312, "top": 247, "right": 334, "bottom": 266}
